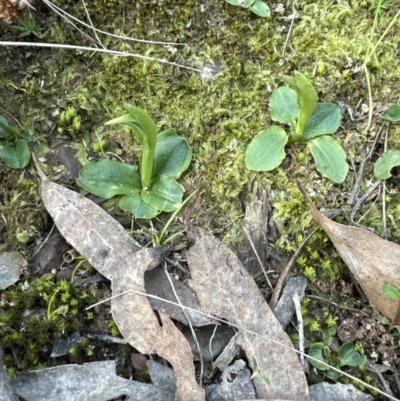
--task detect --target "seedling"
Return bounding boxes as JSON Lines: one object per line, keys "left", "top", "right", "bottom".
{"left": 11, "top": 13, "right": 41, "bottom": 38}
{"left": 224, "top": 0, "right": 270, "bottom": 18}
{"left": 0, "top": 115, "right": 33, "bottom": 169}
{"left": 308, "top": 342, "right": 367, "bottom": 380}
{"left": 245, "top": 72, "right": 349, "bottom": 183}
{"left": 381, "top": 284, "right": 400, "bottom": 301}
{"left": 374, "top": 105, "right": 400, "bottom": 179}
{"left": 77, "top": 104, "right": 192, "bottom": 219}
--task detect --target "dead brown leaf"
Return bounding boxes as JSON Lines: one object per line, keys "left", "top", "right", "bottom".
{"left": 299, "top": 184, "right": 400, "bottom": 321}
{"left": 111, "top": 248, "right": 204, "bottom": 401}
{"left": 186, "top": 227, "right": 308, "bottom": 401}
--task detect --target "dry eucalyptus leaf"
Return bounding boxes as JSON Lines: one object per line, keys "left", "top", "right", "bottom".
{"left": 39, "top": 175, "right": 139, "bottom": 280}
{"left": 186, "top": 227, "right": 308, "bottom": 401}
{"left": 0, "top": 251, "right": 25, "bottom": 290}
{"left": 300, "top": 186, "right": 400, "bottom": 321}
{"left": 111, "top": 248, "right": 204, "bottom": 401}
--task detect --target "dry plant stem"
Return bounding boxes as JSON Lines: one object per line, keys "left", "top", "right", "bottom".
{"left": 30, "top": 223, "right": 55, "bottom": 258}
{"left": 282, "top": 11, "right": 297, "bottom": 56}
{"left": 87, "top": 289, "right": 399, "bottom": 401}
{"left": 367, "top": 123, "right": 385, "bottom": 160}
{"left": 242, "top": 226, "right": 273, "bottom": 291}
{"left": 292, "top": 292, "right": 305, "bottom": 368}
{"left": 42, "top": 0, "right": 185, "bottom": 46}
{"left": 382, "top": 125, "right": 389, "bottom": 240}
{"left": 350, "top": 180, "right": 381, "bottom": 228}
{"left": 347, "top": 151, "right": 368, "bottom": 206}
{"left": 162, "top": 262, "right": 204, "bottom": 386}
{"left": 0, "top": 107, "right": 23, "bottom": 128}
{"left": 307, "top": 295, "right": 364, "bottom": 313}
{"left": 269, "top": 228, "right": 317, "bottom": 309}
{"left": 0, "top": 42, "right": 201, "bottom": 72}
{"left": 209, "top": 325, "right": 219, "bottom": 364}
{"left": 81, "top": 0, "right": 105, "bottom": 49}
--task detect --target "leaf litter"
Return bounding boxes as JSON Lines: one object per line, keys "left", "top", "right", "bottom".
{"left": 26, "top": 154, "right": 399, "bottom": 401}
{"left": 299, "top": 183, "right": 400, "bottom": 323}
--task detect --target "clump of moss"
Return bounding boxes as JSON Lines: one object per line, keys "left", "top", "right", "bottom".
{"left": 0, "top": 274, "right": 97, "bottom": 373}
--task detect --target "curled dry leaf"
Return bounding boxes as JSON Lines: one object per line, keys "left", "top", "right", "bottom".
{"left": 186, "top": 227, "right": 308, "bottom": 401}
{"left": 299, "top": 184, "right": 400, "bottom": 321}
{"left": 111, "top": 248, "right": 204, "bottom": 401}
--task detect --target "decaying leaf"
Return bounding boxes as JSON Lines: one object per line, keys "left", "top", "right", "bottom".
{"left": 39, "top": 174, "right": 139, "bottom": 280}
{"left": 186, "top": 227, "right": 308, "bottom": 401}
{"left": 300, "top": 185, "right": 400, "bottom": 321}
{"left": 111, "top": 248, "right": 204, "bottom": 401}
{"left": 33, "top": 161, "right": 204, "bottom": 401}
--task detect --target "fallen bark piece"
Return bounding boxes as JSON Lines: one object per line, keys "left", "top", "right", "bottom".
{"left": 10, "top": 360, "right": 174, "bottom": 401}
{"left": 0, "top": 347, "right": 17, "bottom": 401}
{"left": 186, "top": 227, "right": 308, "bottom": 401}
{"left": 0, "top": 252, "right": 25, "bottom": 290}
{"left": 299, "top": 184, "right": 400, "bottom": 321}
{"left": 309, "top": 382, "right": 373, "bottom": 401}
{"left": 205, "top": 360, "right": 256, "bottom": 401}
{"left": 111, "top": 248, "right": 204, "bottom": 401}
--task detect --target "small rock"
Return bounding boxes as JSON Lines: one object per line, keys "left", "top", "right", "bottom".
{"left": 0, "top": 251, "right": 26, "bottom": 290}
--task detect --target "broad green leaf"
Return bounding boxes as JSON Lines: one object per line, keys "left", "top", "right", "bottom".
{"left": 141, "top": 175, "right": 184, "bottom": 212}
{"left": 77, "top": 160, "right": 141, "bottom": 199}
{"left": 245, "top": 126, "right": 287, "bottom": 171}
{"left": 381, "top": 284, "right": 400, "bottom": 300}
{"left": 224, "top": 0, "right": 241, "bottom": 5}
{"left": 308, "top": 136, "right": 348, "bottom": 183}
{"left": 154, "top": 129, "right": 192, "bottom": 178}
{"left": 0, "top": 122, "right": 21, "bottom": 138}
{"left": 0, "top": 116, "right": 10, "bottom": 139}
{"left": 105, "top": 104, "right": 157, "bottom": 149}
{"left": 308, "top": 343, "right": 329, "bottom": 370}
{"left": 295, "top": 72, "right": 318, "bottom": 134}
{"left": 303, "top": 103, "right": 341, "bottom": 139}
{"left": 374, "top": 150, "right": 400, "bottom": 179}
{"left": 338, "top": 343, "right": 367, "bottom": 368}
{"left": 250, "top": 1, "right": 271, "bottom": 17}
{"left": 270, "top": 87, "right": 300, "bottom": 127}
{"left": 382, "top": 104, "right": 400, "bottom": 123}
{"left": 21, "top": 126, "right": 34, "bottom": 141}
{"left": 0, "top": 139, "right": 30, "bottom": 169}
{"left": 119, "top": 192, "right": 159, "bottom": 219}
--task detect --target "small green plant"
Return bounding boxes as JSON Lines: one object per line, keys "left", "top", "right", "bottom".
{"left": 374, "top": 105, "right": 400, "bottom": 179}
{"left": 308, "top": 342, "right": 367, "bottom": 380}
{"left": 245, "top": 72, "right": 348, "bottom": 183}
{"left": 78, "top": 104, "right": 192, "bottom": 219}
{"left": 11, "top": 13, "right": 41, "bottom": 38}
{"left": 0, "top": 115, "right": 33, "bottom": 169}
{"left": 250, "top": 357, "right": 270, "bottom": 384}
{"left": 224, "top": 0, "right": 270, "bottom": 18}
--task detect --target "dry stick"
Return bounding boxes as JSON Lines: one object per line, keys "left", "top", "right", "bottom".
{"left": 81, "top": 0, "right": 105, "bottom": 49}
{"left": 0, "top": 42, "right": 202, "bottom": 72}
{"left": 350, "top": 180, "right": 381, "bottom": 229}
{"left": 242, "top": 226, "right": 273, "bottom": 291}
{"left": 382, "top": 125, "right": 389, "bottom": 240}
{"left": 282, "top": 11, "right": 298, "bottom": 56}
{"left": 42, "top": 0, "right": 185, "bottom": 46}
{"left": 292, "top": 292, "right": 305, "bottom": 368}
{"left": 162, "top": 262, "right": 204, "bottom": 386}
{"left": 86, "top": 289, "right": 400, "bottom": 401}
{"left": 347, "top": 151, "right": 368, "bottom": 206}
{"left": 269, "top": 228, "right": 317, "bottom": 310}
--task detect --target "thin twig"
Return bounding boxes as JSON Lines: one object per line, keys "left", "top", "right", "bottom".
{"left": 81, "top": 0, "right": 105, "bottom": 49}
{"left": 282, "top": 12, "right": 298, "bottom": 56}
{"left": 42, "top": 0, "right": 185, "bottom": 46}
{"left": 242, "top": 226, "right": 273, "bottom": 291}
{"left": 30, "top": 224, "right": 55, "bottom": 258}
{"left": 269, "top": 228, "right": 317, "bottom": 309}
{"left": 86, "top": 288, "right": 399, "bottom": 401}
{"left": 292, "top": 292, "right": 305, "bottom": 367}
{"left": 0, "top": 42, "right": 202, "bottom": 72}
{"left": 307, "top": 295, "right": 365, "bottom": 313}
{"left": 350, "top": 180, "right": 381, "bottom": 229}
{"left": 382, "top": 125, "right": 389, "bottom": 239}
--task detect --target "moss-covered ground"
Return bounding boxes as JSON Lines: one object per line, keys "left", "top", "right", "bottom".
{"left": 1, "top": 0, "right": 400, "bottom": 395}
